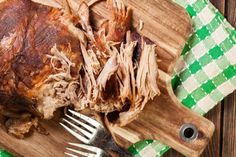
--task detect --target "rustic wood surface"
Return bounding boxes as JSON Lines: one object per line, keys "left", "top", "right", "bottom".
{"left": 163, "top": 0, "right": 236, "bottom": 156}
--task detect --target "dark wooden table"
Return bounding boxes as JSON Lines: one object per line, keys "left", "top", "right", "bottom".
{"left": 164, "top": 0, "right": 236, "bottom": 156}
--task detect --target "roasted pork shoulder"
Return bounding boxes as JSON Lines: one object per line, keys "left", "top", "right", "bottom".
{"left": 0, "top": 0, "right": 160, "bottom": 138}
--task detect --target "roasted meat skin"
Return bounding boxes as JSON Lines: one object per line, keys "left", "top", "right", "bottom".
{"left": 0, "top": 0, "right": 82, "bottom": 120}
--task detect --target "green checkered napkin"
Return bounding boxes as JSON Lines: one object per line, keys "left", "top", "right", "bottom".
{"left": 0, "top": 150, "right": 13, "bottom": 157}
{"left": 128, "top": 0, "right": 236, "bottom": 156}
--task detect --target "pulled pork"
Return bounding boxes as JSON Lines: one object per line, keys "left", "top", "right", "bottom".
{"left": 69, "top": 0, "right": 160, "bottom": 126}
{"left": 0, "top": 0, "right": 160, "bottom": 137}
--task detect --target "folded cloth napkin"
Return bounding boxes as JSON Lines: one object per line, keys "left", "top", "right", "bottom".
{"left": 0, "top": 150, "right": 13, "bottom": 157}
{"left": 128, "top": 0, "right": 236, "bottom": 156}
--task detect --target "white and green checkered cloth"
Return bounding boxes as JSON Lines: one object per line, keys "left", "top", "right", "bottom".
{"left": 128, "top": 0, "right": 236, "bottom": 156}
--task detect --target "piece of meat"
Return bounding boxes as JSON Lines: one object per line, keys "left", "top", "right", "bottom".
{"left": 97, "top": 53, "right": 119, "bottom": 91}
{"left": 77, "top": 0, "right": 132, "bottom": 113}
{"left": 117, "top": 32, "right": 137, "bottom": 103}
{"left": 106, "top": 32, "right": 160, "bottom": 126}
{"left": 0, "top": 0, "right": 161, "bottom": 137}
{"left": 106, "top": 0, "right": 132, "bottom": 42}
{"left": 136, "top": 42, "right": 160, "bottom": 109}
{"left": 70, "top": 0, "right": 160, "bottom": 125}
{"left": 0, "top": 0, "right": 83, "bottom": 136}
{"left": 5, "top": 117, "right": 38, "bottom": 139}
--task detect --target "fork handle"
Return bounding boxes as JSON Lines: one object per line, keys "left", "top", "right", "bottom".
{"left": 93, "top": 133, "right": 133, "bottom": 157}
{"left": 105, "top": 135, "right": 133, "bottom": 157}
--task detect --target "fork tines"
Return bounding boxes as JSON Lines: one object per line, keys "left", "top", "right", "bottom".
{"left": 60, "top": 109, "right": 101, "bottom": 143}
{"left": 65, "top": 143, "right": 102, "bottom": 157}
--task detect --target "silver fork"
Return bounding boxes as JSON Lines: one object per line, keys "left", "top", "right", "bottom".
{"left": 60, "top": 109, "right": 133, "bottom": 157}
{"left": 65, "top": 143, "right": 111, "bottom": 157}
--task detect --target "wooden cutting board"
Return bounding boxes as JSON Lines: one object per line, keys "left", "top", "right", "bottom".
{"left": 0, "top": 0, "right": 214, "bottom": 157}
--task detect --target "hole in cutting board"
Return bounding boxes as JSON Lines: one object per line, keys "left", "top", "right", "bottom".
{"left": 179, "top": 124, "right": 198, "bottom": 142}
{"left": 184, "top": 128, "right": 194, "bottom": 138}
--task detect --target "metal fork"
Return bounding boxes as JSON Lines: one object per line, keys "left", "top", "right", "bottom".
{"left": 65, "top": 143, "right": 111, "bottom": 157}
{"left": 60, "top": 109, "right": 133, "bottom": 157}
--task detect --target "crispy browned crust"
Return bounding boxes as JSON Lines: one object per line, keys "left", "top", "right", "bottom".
{"left": 0, "top": 0, "right": 82, "bottom": 114}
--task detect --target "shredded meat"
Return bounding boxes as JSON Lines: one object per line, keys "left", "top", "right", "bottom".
{"left": 0, "top": 0, "right": 83, "bottom": 137}
{"left": 0, "top": 0, "right": 160, "bottom": 137}
{"left": 97, "top": 53, "right": 119, "bottom": 91}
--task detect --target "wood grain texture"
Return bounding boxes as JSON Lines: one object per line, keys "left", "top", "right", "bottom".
{"left": 164, "top": 0, "right": 236, "bottom": 156}
{"left": 0, "top": 120, "right": 78, "bottom": 157}
{"left": 201, "top": 104, "right": 222, "bottom": 157}
{"left": 211, "top": 0, "right": 225, "bottom": 14}
{"left": 226, "top": 0, "right": 236, "bottom": 28}
{"left": 222, "top": 92, "right": 236, "bottom": 157}
{"left": 164, "top": 104, "right": 222, "bottom": 157}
